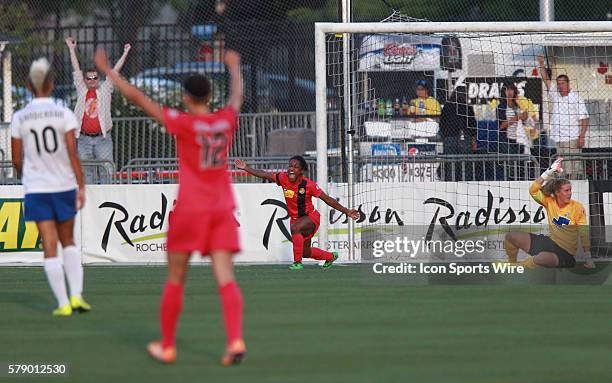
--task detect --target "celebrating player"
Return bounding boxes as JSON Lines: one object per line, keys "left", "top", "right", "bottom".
{"left": 94, "top": 48, "right": 244, "bottom": 365}
{"left": 11, "top": 58, "right": 89, "bottom": 316}
{"left": 503, "top": 158, "right": 594, "bottom": 268}
{"left": 235, "top": 156, "right": 359, "bottom": 270}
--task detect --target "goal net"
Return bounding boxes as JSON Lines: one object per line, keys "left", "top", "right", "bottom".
{"left": 315, "top": 21, "right": 612, "bottom": 269}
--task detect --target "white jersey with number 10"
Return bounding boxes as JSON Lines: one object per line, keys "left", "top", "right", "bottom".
{"left": 10, "top": 98, "right": 79, "bottom": 194}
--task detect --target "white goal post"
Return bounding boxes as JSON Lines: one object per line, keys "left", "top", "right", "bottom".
{"left": 315, "top": 21, "right": 612, "bottom": 259}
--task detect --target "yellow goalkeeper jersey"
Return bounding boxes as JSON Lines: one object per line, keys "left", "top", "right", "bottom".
{"left": 529, "top": 181, "right": 589, "bottom": 256}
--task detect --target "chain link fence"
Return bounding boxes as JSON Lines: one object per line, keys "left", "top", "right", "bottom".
{"left": 0, "top": 1, "right": 610, "bottom": 185}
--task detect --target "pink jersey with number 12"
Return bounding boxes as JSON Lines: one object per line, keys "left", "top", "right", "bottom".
{"left": 163, "top": 107, "right": 238, "bottom": 212}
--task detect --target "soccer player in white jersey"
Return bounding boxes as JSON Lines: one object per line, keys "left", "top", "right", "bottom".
{"left": 11, "top": 58, "right": 90, "bottom": 316}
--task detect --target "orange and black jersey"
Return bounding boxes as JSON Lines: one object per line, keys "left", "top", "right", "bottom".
{"left": 274, "top": 172, "right": 322, "bottom": 220}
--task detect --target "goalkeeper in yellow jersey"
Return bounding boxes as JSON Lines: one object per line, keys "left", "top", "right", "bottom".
{"left": 503, "top": 158, "right": 594, "bottom": 269}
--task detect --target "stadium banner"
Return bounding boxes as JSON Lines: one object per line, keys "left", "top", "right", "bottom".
{"left": 358, "top": 34, "right": 444, "bottom": 72}
{"left": 79, "top": 184, "right": 294, "bottom": 264}
{"left": 0, "top": 186, "right": 82, "bottom": 263}
{"left": 0, "top": 181, "right": 591, "bottom": 264}
{"left": 329, "top": 181, "right": 591, "bottom": 262}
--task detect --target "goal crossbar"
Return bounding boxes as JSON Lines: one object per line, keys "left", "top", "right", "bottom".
{"left": 315, "top": 21, "right": 612, "bottom": 35}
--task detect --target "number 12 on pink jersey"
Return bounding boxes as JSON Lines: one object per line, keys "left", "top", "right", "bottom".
{"left": 198, "top": 132, "right": 228, "bottom": 169}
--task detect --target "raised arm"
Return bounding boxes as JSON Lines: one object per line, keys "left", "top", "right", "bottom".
{"left": 65, "top": 37, "right": 81, "bottom": 73}
{"left": 537, "top": 54, "right": 551, "bottom": 90}
{"left": 112, "top": 44, "right": 131, "bottom": 73}
{"left": 530, "top": 157, "right": 563, "bottom": 205}
{"left": 537, "top": 157, "right": 563, "bottom": 185}
{"left": 65, "top": 130, "right": 85, "bottom": 209}
{"left": 94, "top": 48, "right": 164, "bottom": 124}
{"left": 224, "top": 50, "right": 243, "bottom": 113}
{"left": 234, "top": 159, "right": 275, "bottom": 182}
{"left": 318, "top": 191, "right": 359, "bottom": 220}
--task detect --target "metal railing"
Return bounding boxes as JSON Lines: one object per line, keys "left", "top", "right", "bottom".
{"left": 81, "top": 160, "right": 116, "bottom": 184}
{"left": 1, "top": 111, "right": 609, "bottom": 185}
{"left": 111, "top": 111, "right": 339, "bottom": 169}
{"left": 112, "top": 112, "right": 339, "bottom": 169}
{"left": 551, "top": 152, "right": 612, "bottom": 181}
{"left": 112, "top": 118, "right": 177, "bottom": 171}
{"left": 358, "top": 154, "right": 542, "bottom": 182}
{"left": 3, "top": 153, "right": 612, "bottom": 185}
{"left": 229, "top": 156, "right": 317, "bottom": 182}
{"left": 116, "top": 158, "right": 179, "bottom": 184}
{"left": 0, "top": 160, "right": 115, "bottom": 185}
{"left": 116, "top": 156, "right": 316, "bottom": 184}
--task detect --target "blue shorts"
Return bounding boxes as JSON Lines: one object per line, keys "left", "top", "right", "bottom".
{"left": 24, "top": 189, "right": 77, "bottom": 223}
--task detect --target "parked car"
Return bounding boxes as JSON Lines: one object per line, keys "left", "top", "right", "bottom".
{"left": 132, "top": 61, "right": 338, "bottom": 112}
{"left": 0, "top": 82, "right": 69, "bottom": 116}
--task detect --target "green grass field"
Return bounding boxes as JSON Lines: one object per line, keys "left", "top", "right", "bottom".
{"left": 1, "top": 264, "right": 611, "bottom": 383}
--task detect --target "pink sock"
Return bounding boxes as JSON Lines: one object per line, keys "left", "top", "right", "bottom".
{"left": 160, "top": 281, "right": 184, "bottom": 349}
{"left": 219, "top": 282, "right": 243, "bottom": 344}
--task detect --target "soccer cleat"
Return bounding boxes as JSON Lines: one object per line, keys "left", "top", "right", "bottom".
{"left": 289, "top": 262, "right": 303, "bottom": 271}
{"left": 147, "top": 341, "right": 176, "bottom": 364}
{"left": 70, "top": 296, "right": 92, "bottom": 313}
{"left": 322, "top": 252, "right": 339, "bottom": 269}
{"left": 52, "top": 304, "right": 72, "bottom": 317}
{"left": 221, "top": 339, "right": 247, "bottom": 366}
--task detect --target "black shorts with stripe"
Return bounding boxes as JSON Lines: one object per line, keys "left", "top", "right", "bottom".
{"left": 528, "top": 234, "right": 576, "bottom": 268}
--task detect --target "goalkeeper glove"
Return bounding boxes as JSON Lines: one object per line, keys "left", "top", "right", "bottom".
{"left": 540, "top": 157, "right": 563, "bottom": 181}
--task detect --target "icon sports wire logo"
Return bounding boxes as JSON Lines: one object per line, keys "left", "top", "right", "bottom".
{"left": 0, "top": 199, "right": 41, "bottom": 252}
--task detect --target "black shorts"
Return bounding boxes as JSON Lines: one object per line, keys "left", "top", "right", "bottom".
{"left": 528, "top": 234, "right": 576, "bottom": 268}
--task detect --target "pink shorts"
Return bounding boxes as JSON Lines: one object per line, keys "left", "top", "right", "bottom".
{"left": 167, "top": 208, "right": 240, "bottom": 255}
{"left": 290, "top": 210, "right": 320, "bottom": 241}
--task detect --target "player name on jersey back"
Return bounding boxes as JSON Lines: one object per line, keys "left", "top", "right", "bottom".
{"left": 16, "top": 110, "right": 66, "bottom": 123}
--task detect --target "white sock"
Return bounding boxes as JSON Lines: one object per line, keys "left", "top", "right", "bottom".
{"left": 43, "top": 257, "right": 69, "bottom": 308}
{"left": 62, "top": 246, "right": 83, "bottom": 299}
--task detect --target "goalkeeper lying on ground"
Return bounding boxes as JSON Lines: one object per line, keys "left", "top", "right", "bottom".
{"left": 503, "top": 158, "right": 594, "bottom": 269}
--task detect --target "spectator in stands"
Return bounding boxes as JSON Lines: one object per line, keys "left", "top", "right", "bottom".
{"left": 439, "top": 85, "right": 477, "bottom": 181}
{"left": 497, "top": 83, "right": 533, "bottom": 180}
{"left": 410, "top": 80, "right": 441, "bottom": 120}
{"left": 491, "top": 87, "right": 540, "bottom": 151}
{"left": 537, "top": 54, "right": 589, "bottom": 179}
{"left": 65, "top": 37, "right": 131, "bottom": 183}
{"left": 497, "top": 83, "right": 528, "bottom": 155}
